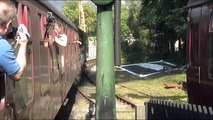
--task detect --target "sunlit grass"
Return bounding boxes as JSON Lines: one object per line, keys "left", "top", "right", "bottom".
{"left": 115, "top": 71, "right": 187, "bottom": 105}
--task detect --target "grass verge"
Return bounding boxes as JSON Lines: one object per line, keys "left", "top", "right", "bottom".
{"left": 115, "top": 69, "right": 187, "bottom": 105}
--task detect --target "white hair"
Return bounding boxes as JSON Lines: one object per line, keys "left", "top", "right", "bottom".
{"left": 0, "top": 1, "right": 17, "bottom": 28}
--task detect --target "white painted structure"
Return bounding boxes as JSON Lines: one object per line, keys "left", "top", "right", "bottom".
{"left": 87, "top": 37, "right": 96, "bottom": 60}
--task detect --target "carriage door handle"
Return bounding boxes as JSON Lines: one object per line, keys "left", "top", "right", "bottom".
{"left": 195, "top": 67, "right": 201, "bottom": 83}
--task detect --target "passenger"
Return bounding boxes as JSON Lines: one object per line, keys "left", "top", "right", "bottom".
{"left": 43, "top": 23, "right": 67, "bottom": 47}
{"left": 54, "top": 23, "right": 67, "bottom": 47}
{"left": 0, "top": 1, "right": 29, "bottom": 81}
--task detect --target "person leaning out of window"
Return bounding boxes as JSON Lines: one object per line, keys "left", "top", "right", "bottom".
{"left": 0, "top": 1, "right": 29, "bottom": 81}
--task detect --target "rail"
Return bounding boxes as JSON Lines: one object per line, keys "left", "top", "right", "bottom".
{"left": 77, "top": 88, "right": 95, "bottom": 104}
{"left": 85, "top": 58, "right": 96, "bottom": 70}
{"left": 82, "top": 72, "right": 145, "bottom": 119}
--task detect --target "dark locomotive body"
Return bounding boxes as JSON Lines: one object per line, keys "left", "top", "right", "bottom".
{"left": 0, "top": 0, "right": 87, "bottom": 119}
{"left": 186, "top": 0, "right": 213, "bottom": 106}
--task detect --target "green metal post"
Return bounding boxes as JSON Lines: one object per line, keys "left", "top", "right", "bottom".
{"left": 92, "top": 0, "right": 116, "bottom": 119}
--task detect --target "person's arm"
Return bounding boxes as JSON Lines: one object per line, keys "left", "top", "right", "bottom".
{"left": 11, "top": 24, "right": 29, "bottom": 81}
{"left": 11, "top": 42, "right": 27, "bottom": 80}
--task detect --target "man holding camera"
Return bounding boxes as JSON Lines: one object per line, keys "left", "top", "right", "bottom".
{"left": 0, "top": 1, "right": 29, "bottom": 81}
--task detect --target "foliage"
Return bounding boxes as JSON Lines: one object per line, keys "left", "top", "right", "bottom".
{"left": 63, "top": 1, "right": 78, "bottom": 26}
{"left": 121, "top": 1, "right": 151, "bottom": 64}
{"left": 139, "top": 0, "right": 188, "bottom": 66}
{"left": 127, "top": 1, "right": 141, "bottom": 39}
{"left": 62, "top": 1, "right": 188, "bottom": 66}
{"left": 120, "top": 0, "right": 188, "bottom": 65}
{"left": 120, "top": 2, "right": 131, "bottom": 40}
{"left": 63, "top": 1, "right": 97, "bottom": 36}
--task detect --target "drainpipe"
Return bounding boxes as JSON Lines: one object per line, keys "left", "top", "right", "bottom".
{"left": 114, "top": 0, "right": 121, "bottom": 66}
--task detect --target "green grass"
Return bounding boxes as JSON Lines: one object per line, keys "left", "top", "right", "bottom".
{"left": 115, "top": 70, "right": 187, "bottom": 105}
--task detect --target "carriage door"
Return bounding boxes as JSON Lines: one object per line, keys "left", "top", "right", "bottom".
{"left": 187, "top": 23, "right": 200, "bottom": 83}
{"left": 187, "top": 7, "right": 201, "bottom": 83}
{"left": 209, "top": 11, "right": 213, "bottom": 79}
{"left": 187, "top": 7, "right": 202, "bottom": 104}
{"left": 14, "top": 4, "right": 33, "bottom": 112}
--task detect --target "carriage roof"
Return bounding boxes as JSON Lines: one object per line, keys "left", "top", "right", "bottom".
{"left": 186, "top": 0, "right": 211, "bottom": 8}
{"left": 38, "top": 0, "right": 78, "bottom": 31}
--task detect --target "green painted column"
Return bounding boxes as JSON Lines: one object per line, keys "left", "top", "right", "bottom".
{"left": 92, "top": 0, "right": 116, "bottom": 119}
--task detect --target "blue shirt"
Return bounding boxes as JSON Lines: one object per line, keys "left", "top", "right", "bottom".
{"left": 0, "top": 36, "right": 20, "bottom": 77}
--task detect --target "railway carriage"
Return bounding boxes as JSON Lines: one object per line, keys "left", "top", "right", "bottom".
{"left": 0, "top": 0, "right": 87, "bottom": 119}
{"left": 186, "top": 0, "right": 213, "bottom": 106}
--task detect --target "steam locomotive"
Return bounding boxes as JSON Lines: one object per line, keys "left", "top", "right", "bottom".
{"left": 0, "top": 0, "right": 87, "bottom": 119}
{"left": 186, "top": 0, "right": 213, "bottom": 106}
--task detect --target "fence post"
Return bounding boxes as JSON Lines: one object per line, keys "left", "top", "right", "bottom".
{"left": 135, "top": 104, "right": 145, "bottom": 120}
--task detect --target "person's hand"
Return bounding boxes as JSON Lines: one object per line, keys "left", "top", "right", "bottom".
{"left": 16, "top": 24, "right": 30, "bottom": 45}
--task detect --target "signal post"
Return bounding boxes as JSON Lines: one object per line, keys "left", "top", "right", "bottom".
{"left": 91, "top": 0, "right": 116, "bottom": 119}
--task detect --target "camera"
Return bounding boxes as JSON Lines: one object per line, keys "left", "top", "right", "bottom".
{"left": 5, "top": 27, "right": 18, "bottom": 40}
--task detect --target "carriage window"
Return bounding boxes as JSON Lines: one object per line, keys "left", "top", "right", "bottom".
{"left": 15, "top": 5, "right": 33, "bottom": 111}
{"left": 38, "top": 13, "right": 51, "bottom": 95}
{"left": 0, "top": 98, "right": 5, "bottom": 111}
{"left": 51, "top": 45, "right": 60, "bottom": 83}
{"left": 39, "top": 14, "right": 46, "bottom": 39}
{"left": 58, "top": 47, "right": 65, "bottom": 74}
{"left": 190, "top": 24, "right": 199, "bottom": 66}
{"left": 209, "top": 35, "right": 213, "bottom": 78}
{"left": 68, "top": 43, "right": 71, "bottom": 72}
{"left": 0, "top": 72, "right": 5, "bottom": 111}
{"left": 210, "top": 12, "right": 213, "bottom": 31}
{"left": 40, "top": 41, "right": 50, "bottom": 94}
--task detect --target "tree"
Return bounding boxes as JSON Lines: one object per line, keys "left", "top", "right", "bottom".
{"left": 62, "top": 1, "right": 97, "bottom": 36}
{"left": 139, "top": 0, "right": 188, "bottom": 65}
{"left": 127, "top": 1, "right": 141, "bottom": 39}
{"left": 120, "top": 2, "right": 131, "bottom": 41}
{"left": 121, "top": 1, "right": 150, "bottom": 63}
{"left": 63, "top": 1, "right": 78, "bottom": 26}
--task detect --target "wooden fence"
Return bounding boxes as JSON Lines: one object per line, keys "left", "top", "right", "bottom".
{"left": 145, "top": 99, "right": 213, "bottom": 119}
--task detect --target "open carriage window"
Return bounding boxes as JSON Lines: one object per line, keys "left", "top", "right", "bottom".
{"left": 38, "top": 13, "right": 51, "bottom": 95}
{"left": 190, "top": 24, "right": 199, "bottom": 67}
{"left": 209, "top": 35, "right": 213, "bottom": 78}
{"left": 0, "top": 72, "right": 5, "bottom": 111}
{"left": 15, "top": 4, "right": 33, "bottom": 111}
{"left": 210, "top": 11, "right": 213, "bottom": 32}
{"left": 209, "top": 12, "right": 213, "bottom": 77}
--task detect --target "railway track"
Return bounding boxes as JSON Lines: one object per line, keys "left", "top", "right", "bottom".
{"left": 69, "top": 83, "right": 95, "bottom": 119}
{"left": 85, "top": 58, "right": 96, "bottom": 70}
{"left": 118, "top": 84, "right": 153, "bottom": 99}
{"left": 70, "top": 74, "right": 136, "bottom": 119}
{"left": 69, "top": 59, "right": 145, "bottom": 119}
